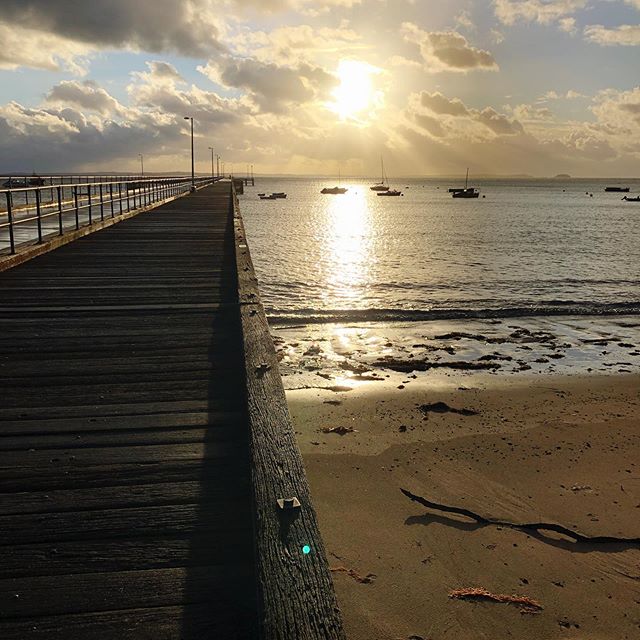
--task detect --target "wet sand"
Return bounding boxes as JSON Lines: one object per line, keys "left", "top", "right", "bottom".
{"left": 277, "top": 319, "right": 640, "bottom": 639}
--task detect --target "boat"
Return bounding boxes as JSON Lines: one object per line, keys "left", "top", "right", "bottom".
{"left": 451, "top": 168, "right": 480, "bottom": 199}
{"left": 259, "top": 194, "right": 277, "bottom": 200}
{"left": 448, "top": 188, "right": 465, "bottom": 193}
{"left": 622, "top": 195, "right": 640, "bottom": 202}
{"left": 2, "top": 178, "right": 28, "bottom": 188}
{"left": 605, "top": 186, "right": 630, "bottom": 192}
{"left": 321, "top": 168, "right": 347, "bottom": 194}
{"left": 320, "top": 186, "right": 348, "bottom": 194}
{"left": 29, "top": 176, "right": 46, "bottom": 186}
{"left": 271, "top": 192, "right": 287, "bottom": 198}
{"left": 370, "top": 156, "right": 389, "bottom": 192}
{"left": 377, "top": 189, "right": 402, "bottom": 197}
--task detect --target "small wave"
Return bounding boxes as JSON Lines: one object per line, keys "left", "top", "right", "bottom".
{"left": 267, "top": 301, "right": 640, "bottom": 325}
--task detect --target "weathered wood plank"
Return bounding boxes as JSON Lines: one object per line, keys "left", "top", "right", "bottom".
{"left": 233, "top": 188, "right": 346, "bottom": 639}
{"left": 0, "top": 603, "right": 257, "bottom": 639}
{"left": 0, "top": 534, "right": 254, "bottom": 578}
{"left": 0, "top": 565, "right": 255, "bottom": 618}
{"left": 0, "top": 411, "right": 237, "bottom": 436}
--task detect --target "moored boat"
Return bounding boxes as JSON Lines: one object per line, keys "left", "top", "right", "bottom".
{"left": 451, "top": 168, "right": 480, "bottom": 199}
{"left": 370, "top": 156, "right": 389, "bottom": 192}
{"left": 377, "top": 189, "right": 402, "bottom": 197}
{"left": 321, "top": 168, "right": 347, "bottom": 194}
{"left": 622, "top": 195, "right": 640, "bottom": 202}
{"left": 605, "top": 186, "right": 630, "bottom": 192}
{"left": 320, "top": 186, "right": 347, "bottom": 194}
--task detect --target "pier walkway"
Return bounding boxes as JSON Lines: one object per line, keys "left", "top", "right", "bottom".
{"left": 0, "top": 182, "right": 344, "bottom": 639}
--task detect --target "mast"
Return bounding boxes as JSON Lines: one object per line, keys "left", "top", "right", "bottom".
{"left": 381, "top": 155, "right": 385, "bottom": 185}
{"left": 465, "top": 167, "right": 469, "bottom": 189}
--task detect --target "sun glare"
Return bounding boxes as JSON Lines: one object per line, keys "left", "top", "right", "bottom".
{"left": 331, "top": 60, "right": 380, "bottom": 121}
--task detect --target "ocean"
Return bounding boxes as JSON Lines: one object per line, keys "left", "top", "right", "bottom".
{"left": 238, "top": 177, "right": 640, "bottom": 325}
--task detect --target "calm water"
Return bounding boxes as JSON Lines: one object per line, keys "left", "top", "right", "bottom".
{"left": 239, "top": 177, "right": 640, "bottom": 323}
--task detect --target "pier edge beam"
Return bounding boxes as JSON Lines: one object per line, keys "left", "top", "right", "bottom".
{"left": 232, "top": 184, "right": 346, "bottom": 640}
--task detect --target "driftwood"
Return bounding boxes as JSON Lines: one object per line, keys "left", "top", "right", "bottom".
{"left": 401, "top": 488, "right": 640, "bottom": 545}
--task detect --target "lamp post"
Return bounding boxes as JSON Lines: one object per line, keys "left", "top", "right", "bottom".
{"left": 183, "top": 116, "right": 195, "bottom": 191}
{"left": 138, "top": 154, "right": 144, "bottom": 177}
{"left": 208, "top": 146, "right": 214, "bottom": 180}
{"left": 216, "top": 154, "right": 220, "bottom": 178}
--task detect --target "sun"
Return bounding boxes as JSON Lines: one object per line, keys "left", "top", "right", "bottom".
{"left": 330, "top": 60, "right": 380, "bottom": 121}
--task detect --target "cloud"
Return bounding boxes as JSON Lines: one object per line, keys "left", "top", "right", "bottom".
{"left": 511, "top": 103, "right": 554, "bottom": 121}
{"left": 46, "top": 81, "right": 125, "bottom": 116}
{"left": 420, "top": 91, "right": 470, "bottom": 116}
{"left": 413, "top": 113, "right": 446, "bottom": 137}
{"left": 0, "top": 23, "right": 90, "bottom": 74}
{"left": 0, "top": 1, "right": 226, "bottom": 58}
{"left": 402, "top": 23, "right": 498, "bottom": 72}
{"left": 199, "top": 56, "right": 337, "bottom": 112}
{"left": 229, "top": 24, "right": 364, "bottom": 64}
{"left": 129, "top": 61, "right": 246, "bottom": 125}
{"left": 411, "top": 91, "right": 524, "bottom": 138}
{"left": 493, "top": 0, "right": 587, "bottom": 26}
{"left": 476, "top": 107, "right": 524, "bottom": 134}
{"left": 584, "top": 24, "right": 640, "bottom": 46}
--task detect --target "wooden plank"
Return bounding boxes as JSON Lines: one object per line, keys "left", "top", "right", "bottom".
{"left": 0, "top": 459, "right": 244, "bottom": 492}
{"left": 0, "top": 499, "right": 251, "bottom": 546}
{"left": 233, "top": 188, "right": 346, "bottom": 639}
{"left": 0, "top": 441, "right": 243, "bottom": 469}
{"left": 0, "top": 426, "right": 241, "bottom": 451}
{"left": 0, "top": 603, "right": 257, "bottom": 639}
{"left": 0, "top": 411, "right": 237, "bottom": 436}
{"left": 0, "top": 565, "right": 254, "bottom": 618}
{"left": 0, "top": 479, "right": 250, "bottom": 515}
{"left": 0, "top": 534, "right": 254, "bottom": 579}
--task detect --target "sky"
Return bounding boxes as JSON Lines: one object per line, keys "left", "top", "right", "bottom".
{"left": 0, "top": 0, "right": 639, "bottom": 177}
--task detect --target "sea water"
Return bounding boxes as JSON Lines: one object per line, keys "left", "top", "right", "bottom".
{"left": 239, "top": 177, "right": 640, "bottom": 324}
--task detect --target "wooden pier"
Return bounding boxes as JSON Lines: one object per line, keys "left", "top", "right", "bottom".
{"left": 0, "top": 182, "right": 344, "bottom": 639}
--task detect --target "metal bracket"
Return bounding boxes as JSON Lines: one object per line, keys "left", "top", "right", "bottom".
{"left": 277, "top": 496, "right": 301, "bottom": 511}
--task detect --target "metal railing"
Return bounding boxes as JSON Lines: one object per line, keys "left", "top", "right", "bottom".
{"left": 1, "top": 176, "right": 217, "bottom": 256}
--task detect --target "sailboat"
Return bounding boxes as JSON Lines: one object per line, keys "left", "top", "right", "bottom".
{"left": 451, "top": 168, "right": 479, "bottom": 198}
{"left": 376, "top": 163, "right": 403, "bottom": 196}
{"left": 370, "top": 156, "right": 389, "bottom": 192}
{"left": 321, "top": 168, "right": 348, "bottom": 194}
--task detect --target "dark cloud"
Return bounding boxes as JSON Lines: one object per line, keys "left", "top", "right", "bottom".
{"left": 202, "top": 57, "right": 337, "bottom": 112}
{"left": 0, "top": 1, "right": 225, "bottom": 57}
{"left": 403, "top": 23, "right": 498, "bottom": 72}
{"left": 476, "top": 107, "right": 524, "bottom": 134}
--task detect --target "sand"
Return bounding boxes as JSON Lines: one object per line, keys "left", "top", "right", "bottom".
{"left": 281, "top": 327, "right": 640, "bottom": 639}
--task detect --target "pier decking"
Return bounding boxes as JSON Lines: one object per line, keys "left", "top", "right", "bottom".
{"left": 0, "top": 183, "right": 344, "bottom": 639}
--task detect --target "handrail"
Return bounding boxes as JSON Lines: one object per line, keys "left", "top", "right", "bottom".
{"left": 232, "top": 183, "right": 346, "bottom": 640}
{"left": 1, "top": 176, "right": 222, "bottom": 257}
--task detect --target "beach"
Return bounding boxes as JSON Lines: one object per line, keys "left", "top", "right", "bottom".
{"left": 276, "top": 318, "right": 640, "bottom": 639}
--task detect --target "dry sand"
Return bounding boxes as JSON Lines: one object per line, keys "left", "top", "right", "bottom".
{"left": 288, "top": 373, "right": 640, "bottom": 639}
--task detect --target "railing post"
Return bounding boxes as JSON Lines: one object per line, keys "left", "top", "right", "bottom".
{"left": 99, "top": 183, "right": 104, "bottom": 221}
{"left": 110, "top": 184, "right": 115, "bottom": 218}
{"left": 87, "top": 185, "right": 92, "bottom": 225}
{"left": 73, "top": 186, "right": 80, "bottom": 230}
{"left": 6, "top": 191, "right": 15, "bottom": 255}
{"left": 126, "top": 182, "right": 130, "bottom": 213}
{"left": 35, "top": 189, "right": 43, "bottom": 244}
{"left": 57, "top": 186, "right": 63, "bottom": 236}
